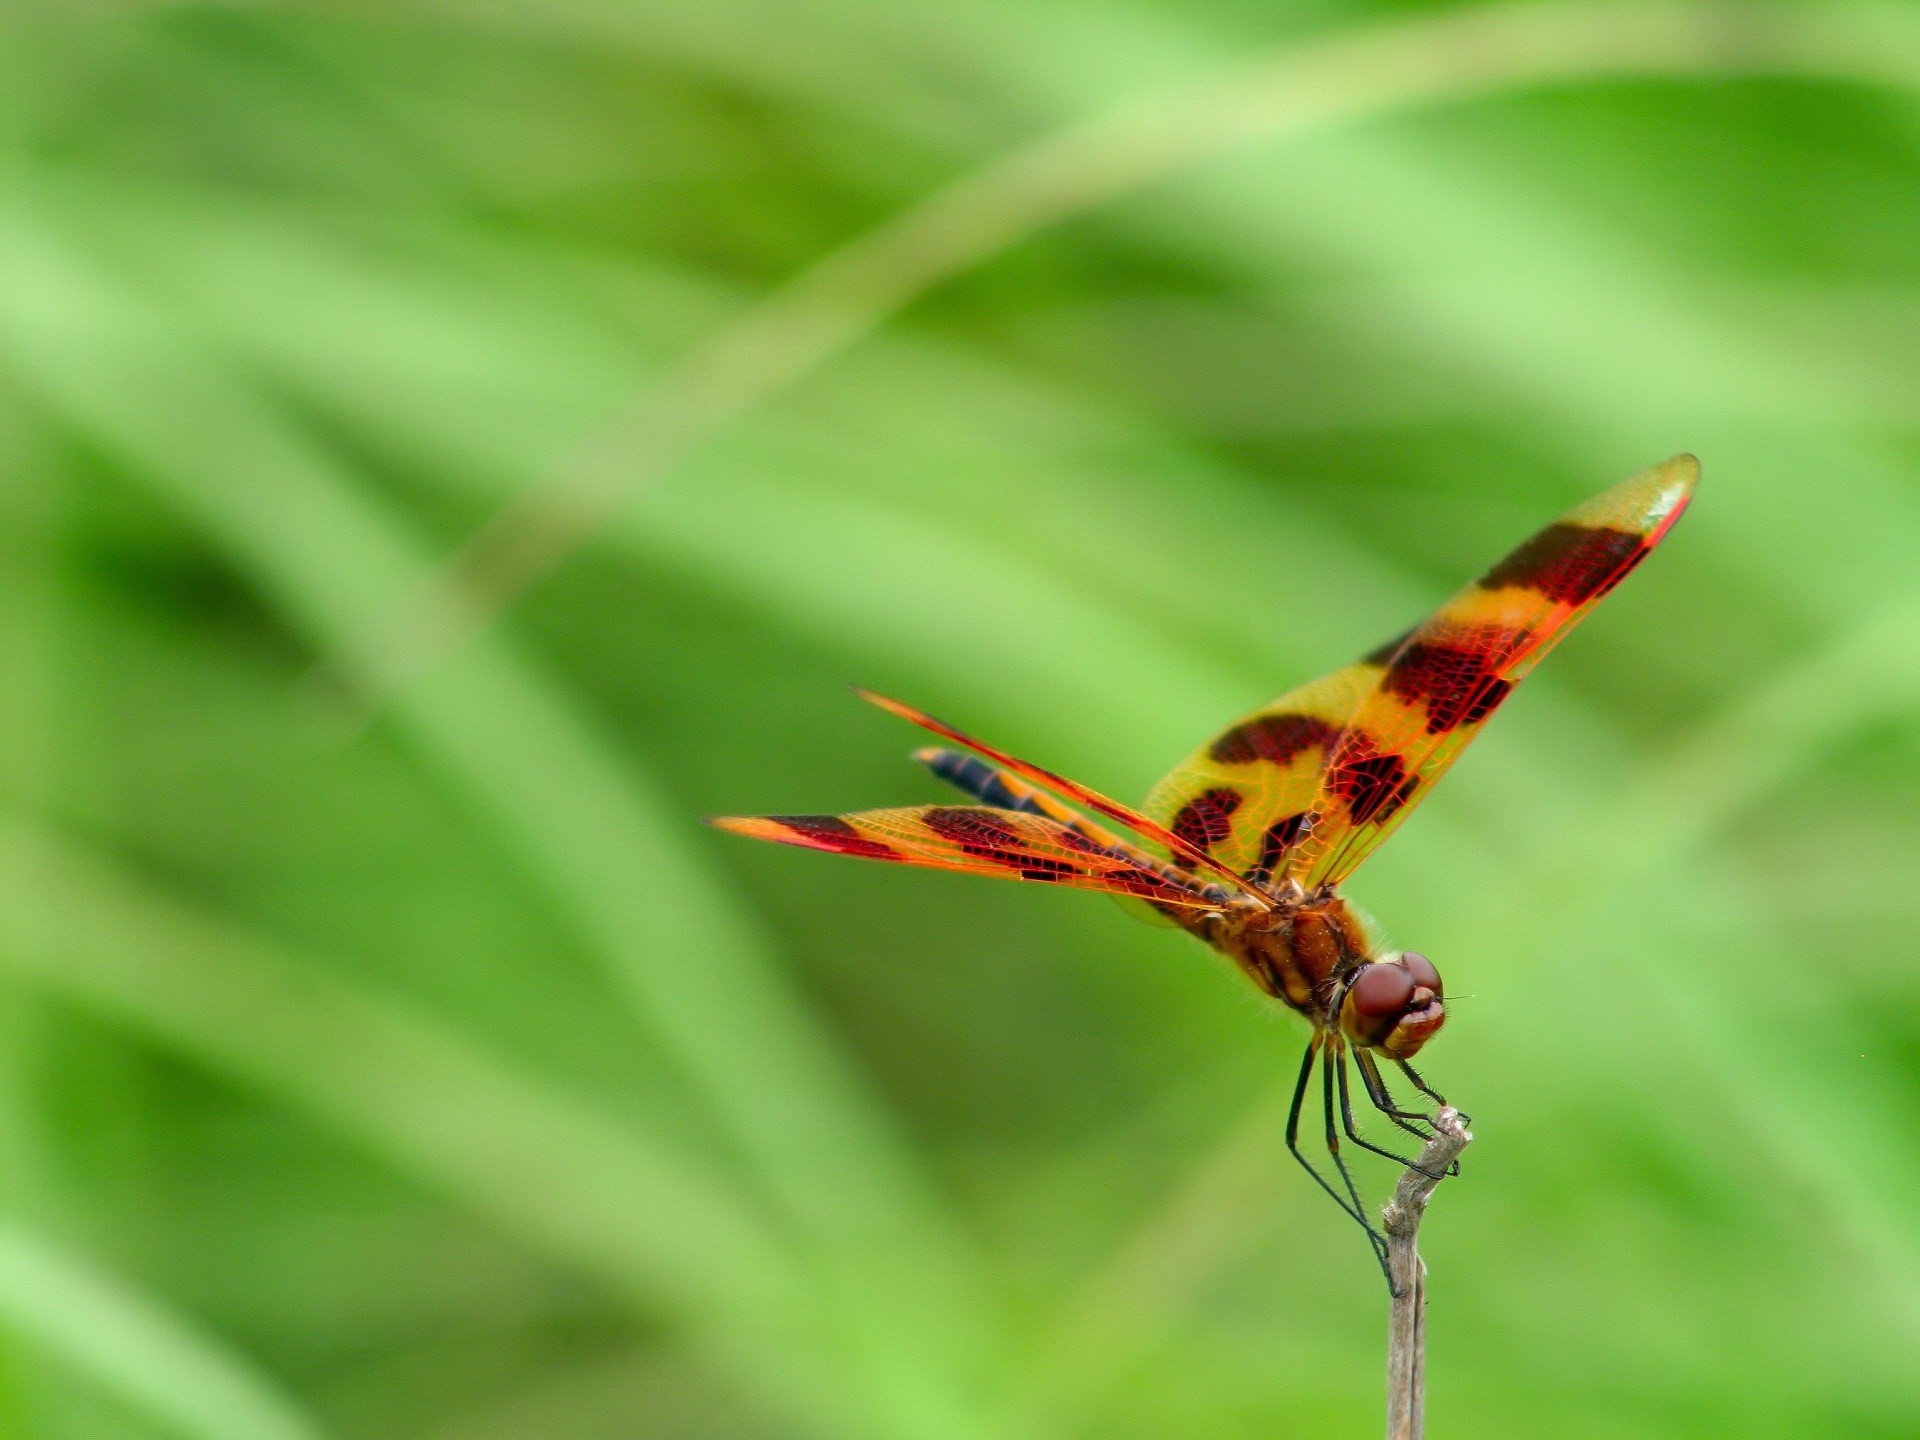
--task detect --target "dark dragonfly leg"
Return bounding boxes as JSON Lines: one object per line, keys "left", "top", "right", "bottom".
{"left": 1359, "top": 1051, "right": 1460, "bottom": 1178}
{"left": 1287, "top": 1037, "right": 1391, "bottom": 1285}
{"left": 1397, "top": 1058, "right": 1467, "bottom": 1126}
{"left": 1285, "top": 1035, "right": 1370, "bottom": 1228}
{"left": 1353, "top": 1049, "right": 1441, "bottom": 1137}
{"left": 1319, "top": 1041, "right": 1391, "bottom": 1283}
{"left": 1335, "top": 1045, "right": 1447, "bottom": 1180}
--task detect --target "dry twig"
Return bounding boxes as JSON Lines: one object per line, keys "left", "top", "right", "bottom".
{"left": 1381, "top": 1107, "right": 1472, "bottom": 1440}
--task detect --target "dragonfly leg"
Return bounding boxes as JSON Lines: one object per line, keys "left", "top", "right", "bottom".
{"left": 1350, "top": 1048, "right": 1440, "bottom": 1141}
{"left": 1335, "top": 1044, "right": 1447, "bottom": 1179}
{"left": 1285, "top": 1036, "right": 1367, "bottom": 1226}
{"left": 1396, "top": 1057, "right": 1470, "bottom": 1128}
{"left": 1285, "top": 1035, "right": 1390, "bottom": 1282}
{"left": 1362, "top": 1051, "right": 1460, "bottom": 1178}
{"left": 1320, "top": 1041, "right": 1393, "bottom": 1285}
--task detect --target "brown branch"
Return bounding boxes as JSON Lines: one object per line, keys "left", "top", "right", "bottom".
{"left": 1381, "top": 1106, "right": 1471, "bottom": 1440}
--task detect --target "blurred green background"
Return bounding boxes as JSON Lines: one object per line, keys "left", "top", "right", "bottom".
{"left": 0, "top": 1, "right": 1916, "bottom": 1437}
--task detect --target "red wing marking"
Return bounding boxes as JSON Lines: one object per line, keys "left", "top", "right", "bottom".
{"left": 1285, "top": 454, "right": 1698, "bottom": 887}
{"left": 709, "top": 807, "right": 1222, "bottom": 911}
{"left": 715, "top": 457, "right": 1695, "bottom": 928}
{"left": 853, "top": 688, "right": 1267, "bottom": 906}
{"left": 1143, "top": 455, "right": 1695, "bottom": 893}
{"left": 1143, "top": 660, "right": 1378, "bottom": 885}
{"left": 913, "top": 746, "right": 1136, "bottom": 852}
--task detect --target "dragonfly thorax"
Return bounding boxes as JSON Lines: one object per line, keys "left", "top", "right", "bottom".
{"left": 1199, "top": 894, "right": 1447, "bottom": 1058}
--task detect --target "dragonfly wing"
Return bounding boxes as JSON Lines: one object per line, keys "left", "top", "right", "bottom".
{"left": 1143, "top": 661, "right": 1380, "bottom": 887}
{"left": 1285, "top": 454, "right": 1698, "bottom": 888}
{"left": 854, "top": 689, "right": 1266, "bottom": 904}
{"left": 913, "top": 746, "right": 1136, "bottom": 854}
{"left": 1143, "top": 455, "right": 1695, "bottom": 893}
{"left": 918, "top": 747, "right": 1230, "bottom": 926}
{"left": 710, "top": 806, "right": 1222, "bottom": 912}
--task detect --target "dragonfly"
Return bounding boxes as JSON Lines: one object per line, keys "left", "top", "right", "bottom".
{"left": 713, "top": 456, "right": 1697, "bottom": 1277}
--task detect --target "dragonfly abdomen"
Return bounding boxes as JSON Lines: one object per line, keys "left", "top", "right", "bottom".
{"left": 917, "top": 748, "right": 1042, "bottom": 815}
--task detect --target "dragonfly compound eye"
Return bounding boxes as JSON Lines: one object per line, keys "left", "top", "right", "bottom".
{"left": 1350, "top": 963, "right": 1416, "bottom": 1019}
{"left": 1399, "top": 951, "right": 1442, "bottom": 997}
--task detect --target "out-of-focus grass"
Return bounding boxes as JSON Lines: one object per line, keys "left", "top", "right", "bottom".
{"left": 0, "top": 3, "right": 1916, "bottom": 1437}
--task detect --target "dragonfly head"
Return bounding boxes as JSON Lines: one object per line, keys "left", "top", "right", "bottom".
{"left": 1340, "top": 951, "right": 1445, "bottom": 1059}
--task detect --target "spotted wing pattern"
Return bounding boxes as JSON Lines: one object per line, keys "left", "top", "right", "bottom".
{"left": 1147, "top": 455, "right": 1698, "bottom": 892}
{"left": 916, "top": 746, "right": 1236, "bottom": 923}
{"left": 1143, "top": 662, "right": 1378, "bottom": 887}
{"left": 708, "top": 807, "right": 1220, "bottom": 911}
{"left": 913, "top": 746, "right": 1136, "bottom": 853}
{"left": 1287, "top": 455, "right": 1696, "bottom": 886}
{"left": 854, "top": 689, "right": 1265, "bottom": 903}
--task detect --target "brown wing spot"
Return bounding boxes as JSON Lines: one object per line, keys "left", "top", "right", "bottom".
{"left": 923, "top": 807, "right": 1019, "bottom": 847}
{"left": 1363, "top": 627, "right": 1416, "bottom": 666}
{"left": 1051, "top": 824, "right": 1206, "bottom": 897}
{"left": 1480, "top": 523, "right": 1646, "bottom": 604}
{"left": 1054, "top": 827, "right": 1106, "bottom": 854}
{"left": 1382, "top": 629, "right": 1524, "bottom": 733}
{"left": 1460, "top": 676, "right": 1512, "bottom": 728}
{"left": 1327, "top": 743, "right": 1416, "bottom": 826}
{"left": 1111, "top": 873, "right": 1188, "bottom": 901}
{"left": 1208, "top": 713, "right": 1339, "bottom": 766}
{"left": 923, "top": 807, "right": 1079, "bottom": 880}
{"left": 774, "top": 815, "right": 901, "bottom": 861}
{"left": 1170, "top": 787, "right": 1243, "bottom": 854}
{"left": 1245, "top": 811, "right": 1312, "bottom": 887}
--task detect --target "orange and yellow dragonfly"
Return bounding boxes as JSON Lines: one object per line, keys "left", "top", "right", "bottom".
{"left": 714, "top": 456, "right": 1696, "bottom": 1274}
